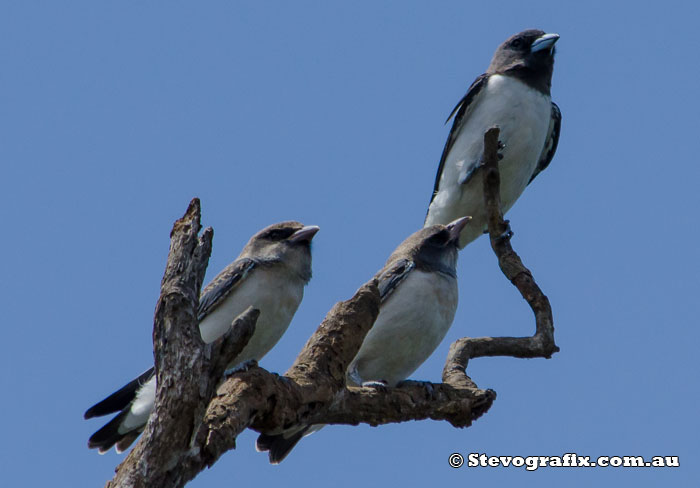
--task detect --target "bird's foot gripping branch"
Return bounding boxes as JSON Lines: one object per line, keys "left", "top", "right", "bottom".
{"left": 105, "top": 128, "right": 558, "bottom": 488}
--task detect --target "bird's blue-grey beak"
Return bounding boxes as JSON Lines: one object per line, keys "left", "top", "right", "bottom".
{"left": 530, "top": 33, "right": 559, "bottom": 53}
{"left": 446, "top": 216, "right": 471, "bottom": 242}
{"left": 289, "top": 225, "right": 320, "bottom": 243}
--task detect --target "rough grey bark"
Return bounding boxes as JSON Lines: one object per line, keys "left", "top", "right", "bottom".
{"left": 104, "top": 128, "right": 558, "bottom": 488}
{"left": 107, "top": 200, "right": 260, "bottom": 488}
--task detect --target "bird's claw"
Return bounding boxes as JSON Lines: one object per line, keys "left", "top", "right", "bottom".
{"left": 225, "top": 358, "right": 258, "bottom": 377}
{"left": 361, "top": 380, "right": 389, "bottom": 391}
{"left": 497, "top": 221, "right": 514, "bottom": 241}
{"left": 497, "top": 140, "right": 505, "bottom": 160}
{"left": 461, "top": 144, "right": 507, "bottom": 184}
{"left": 397, "top": 379, "right": 436, "bottom": 397}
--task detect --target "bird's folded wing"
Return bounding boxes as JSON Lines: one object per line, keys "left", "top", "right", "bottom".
{"left": 429, "top": 73, "right": 490, "bottom": 205}
{"left": 197, "top": 258, "right": 257, "bottom": 320}
{"left": 376, "top": 259, "right": 416, "bottom": 303}
{"left": 528, "top": 102, "right": 561, "bottom": 185}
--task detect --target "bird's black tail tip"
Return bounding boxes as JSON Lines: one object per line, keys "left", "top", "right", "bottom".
{"left": 256, "top": 428, "right": 308, "bottom": 464}
{"left": 87, "top": 410, "right": 141, "bottom": 454}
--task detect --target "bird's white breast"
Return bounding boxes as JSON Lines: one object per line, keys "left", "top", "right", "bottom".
{"left": 348, "top": 270, "right": 458, "bottom": 387}
{"left": 426, "top": 75, "right": 552, "bottom": 246}
{"left": 198, "top": 266, "right": 305, "bottom": 364}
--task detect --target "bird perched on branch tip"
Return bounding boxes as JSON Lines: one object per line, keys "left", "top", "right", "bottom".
{"left": 425, "top": 29, "right": 561, "bottom": 247}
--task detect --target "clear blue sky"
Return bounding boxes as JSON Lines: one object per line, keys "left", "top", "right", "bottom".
{"left": 2, "top": 2, "right": 697, "bottom": 487}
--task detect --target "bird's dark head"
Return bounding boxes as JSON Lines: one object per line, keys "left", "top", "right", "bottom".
{"left": 242, "top": 221, "right": 319, "bottom": 282}
{"left": 488, "top": 29, "right": 559, "bottom": 94}
{"left": 391, "top": 216, "right": 471, "bottom": 274}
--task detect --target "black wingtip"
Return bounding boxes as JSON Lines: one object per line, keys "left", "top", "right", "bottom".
{"left": 84, "top": 367, "right": 155, "bottom": 419}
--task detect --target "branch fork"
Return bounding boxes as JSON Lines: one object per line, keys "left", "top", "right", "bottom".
{"left": 105, "top": 128, "right": 558, "bottom": 487}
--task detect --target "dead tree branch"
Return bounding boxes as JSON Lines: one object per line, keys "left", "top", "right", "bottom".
{"left": 106, "top": 199, "right": 259, "bottom": 488}
{"left": 442, "top": 126, "right": 560, "bottom": 386}
{"left": 104, "top": 128, "right": 558, "bottom": 486}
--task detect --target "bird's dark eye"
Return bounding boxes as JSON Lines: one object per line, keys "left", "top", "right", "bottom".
{"left": 264, "top": 228, "right": 295, "bottom": 240}
{"left": 429, "top": 231, "right": 450, "bottom": 246}
{"left": 511, "top": 38, "right": 523, "bottom": 49}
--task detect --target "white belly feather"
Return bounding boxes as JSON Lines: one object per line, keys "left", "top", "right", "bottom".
{"left": 348, "top": 270, "right": 458, "bottom": 387}
{"left": 199, "top": 266, "right": 304, "bottom": 363}
{"left": 426, "top": 75, "right": 551, "bottom": 246}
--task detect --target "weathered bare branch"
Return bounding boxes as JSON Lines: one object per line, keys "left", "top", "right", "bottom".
{"left": 319, "top": 381, "right": 495, "bottom": 429}
{"left": 442, "top": 127, "right": 560, "bottom": 382}
{"left": 198, "top": 279, "right": 381, "bottom": 465}
{"left": 106, "top": 199, "right": 257, "bottom": 488}
{"left": 104, "top": 129, "right": 560, "bottom": 486}
{"left": 204, "top": 279, "right": 493, "bottom": 454}
{"left": 286, "top": 279, "right": 380, "bottom": 384}
{"left": 207, "top": 307, "right": 259, "bottom": 382}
